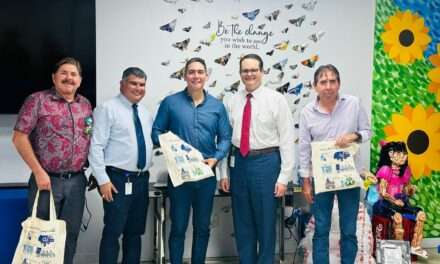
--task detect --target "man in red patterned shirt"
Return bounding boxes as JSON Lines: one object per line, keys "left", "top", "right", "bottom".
{"left": 12, "top": 57, "right": 92, "bottom": 264}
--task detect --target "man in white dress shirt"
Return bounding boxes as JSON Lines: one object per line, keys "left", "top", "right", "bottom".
{"left": 220, "top": 54, "right": 295, "bottom": 264}
{"left": 88, "top": 67, "right": 153, "bottom": 264}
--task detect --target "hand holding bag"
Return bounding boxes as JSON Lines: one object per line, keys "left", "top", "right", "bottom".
{"left": 12, "top": 190, "right": 66, "bottom": 263}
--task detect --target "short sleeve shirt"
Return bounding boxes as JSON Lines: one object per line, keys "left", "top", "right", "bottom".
{"left": 14, "top": 88, "right": 92, "bottom": 173}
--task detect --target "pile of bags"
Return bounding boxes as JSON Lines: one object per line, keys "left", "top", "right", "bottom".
{"left": 300, "top": 198, "right": 376, "bottom": 263}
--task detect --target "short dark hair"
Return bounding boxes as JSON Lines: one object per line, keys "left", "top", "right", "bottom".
{"left": 239, "top": 54, "right": 264, "bottom": 71}
{"left": 313, "top": 64, "right": 340, "bottom": 85}
{"left": 184, "top": 57, "right": 207, "bottom": 74}
{"left": 53, "top": 57, "right": 82, "bottom": 76}
{"left": 122, "top": 67, "right": 147, "bottom": 81}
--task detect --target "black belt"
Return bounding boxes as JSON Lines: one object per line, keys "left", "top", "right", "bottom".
{"left": 233, "top": 146, "right": 279, "bottom": 157}
{"left": 106, "top": 166, "right": 149, "bottom": 177}
{"left": 48, "top": 171, "right": 84, "bottom": 179}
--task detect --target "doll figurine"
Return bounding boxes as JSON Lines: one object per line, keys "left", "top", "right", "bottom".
{"left": 373, "top": 141, "right": 428, "bottom": 258}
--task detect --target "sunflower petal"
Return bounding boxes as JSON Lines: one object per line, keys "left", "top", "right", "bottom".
{"left": 408, "top": 153, "right": 425, "bottom": 179}
{"left": 428, "top": 67, "right": 440, "bottom": 82}
{"left": 399, "top": 49, "right": 411, "bottom": 65}
{"left": 391, "top": 114, "right": 411, "bottom": 134}
{"left": 411, "top": 104, "right": 428, "bottom": 128}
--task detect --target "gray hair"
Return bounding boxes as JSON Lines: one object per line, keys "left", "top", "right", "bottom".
{"left": 122, "top": 67, "right": 147, "bottom": 81}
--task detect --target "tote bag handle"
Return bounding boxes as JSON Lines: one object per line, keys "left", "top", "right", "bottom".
{"left": 31, "top": 190, "right": 57, "bottom": 221}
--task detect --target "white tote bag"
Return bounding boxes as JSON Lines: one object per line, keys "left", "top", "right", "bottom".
{"left": 12, "top": 190, "right": 66, "bottom": 264}
{"left": 311, "top": 140, "right": 363, "bottom": 194}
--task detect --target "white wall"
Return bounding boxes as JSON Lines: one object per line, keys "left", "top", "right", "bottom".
{"left": 0, "top": 0, "right": 379, "bottom": 262}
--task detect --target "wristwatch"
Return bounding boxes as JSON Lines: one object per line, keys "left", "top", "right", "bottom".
{"left": 354, "top": 132, "right": 362, "bottom": 142}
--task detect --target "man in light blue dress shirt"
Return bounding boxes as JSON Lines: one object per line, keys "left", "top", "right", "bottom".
{"left": 88, "top": 67, "right": 153, "bottom": 264}
{"left": 299, "top": 64, "right": 372, "bottom": 264}
{"left": 152, "top": 57, "right": 231, "bottom": 264}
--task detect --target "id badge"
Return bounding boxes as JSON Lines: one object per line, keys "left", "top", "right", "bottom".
{"left": 230, "top": 155, "right": 235, "bottom": 168}
{"left": 125, "top": 182, "right": 132, "bottom": 195}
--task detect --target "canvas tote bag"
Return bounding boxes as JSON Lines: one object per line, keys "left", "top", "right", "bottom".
{"left": 12, "top": 190, "right": 66, "bottom": 263}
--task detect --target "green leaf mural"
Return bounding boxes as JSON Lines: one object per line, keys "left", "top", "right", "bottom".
{"left": 372, "top": 0, "right": 440, "bottom": 238}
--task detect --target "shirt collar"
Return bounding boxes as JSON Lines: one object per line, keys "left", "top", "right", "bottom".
{"left": 49, "top": 87, "right": 81, "bottom": 103}
{"left": 313, "top": 93, "right": 346, "bottom": 110}
{"left": 117, "top": 93, "right": 134, "bottom": 108}
{"left": 241, "top": 84, "right": 264, "bottom": 100}
{"left": 184, "top": 87, "right": 208, "bottom": 105}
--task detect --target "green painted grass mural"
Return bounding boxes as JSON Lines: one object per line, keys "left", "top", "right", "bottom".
{"left": 372, "top": 0, "right": 440, "bottom": 238}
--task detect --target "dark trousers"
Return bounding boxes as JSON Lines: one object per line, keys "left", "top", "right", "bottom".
{"left": 230, "top": 150, "right": 281, "bottom": 264}
{"left": 99, "top": 169, "right": 150, "bottom": 264}
{"left": 168, "top": 176, "right": 217, "bottom": 264}
{"left": 28, "top": 173, "right": 87, "bottom": 264}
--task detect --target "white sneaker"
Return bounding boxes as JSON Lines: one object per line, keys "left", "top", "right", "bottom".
{"left": 410, "top": 246, "right": 428, "bottom": 258}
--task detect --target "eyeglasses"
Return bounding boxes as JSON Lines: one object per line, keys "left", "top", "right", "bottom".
{"left": 240, "top": 68, "right": 260, "bottom": 74}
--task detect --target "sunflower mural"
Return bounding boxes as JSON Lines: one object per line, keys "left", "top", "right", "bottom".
{"left": 381, "top": 10, "right": 431, "bottom": 65}
{"left": 373, "top": 0, "right": 440, "bottom": 238}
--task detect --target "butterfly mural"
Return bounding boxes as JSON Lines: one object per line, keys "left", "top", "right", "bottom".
{"left": 281, "top": 27, "right": 289, "bottom": 34}
{"left": 288, "top": 83, "right": 305, "bottom": 95}
{"left": 258, "top": 24, "right": 266, "bottom": 30}
{"left": 224, "top": 80, "right": 240, "bottom": 93}
{"left": 161, "top": 60, "right": 170, "bottom": 66}
{"left": 215, "top": 53, "right": 231, "bottom": 66}
{"left": 193, "top": 45, "right": 202, "bottom": 52}
{"left": 203, "top": 21, "right": 211, "bottom": 29}
{"left": 292, "top": 43, "right": 308, "bottom": 53}
{"left": 301, "top": 55, "right": 319, "bottom": 68}
{"left": 209, "top": 80, "right": 217, "bottom": 87}
{"left": 200, "top": 33, "right": 216, "bottom": 46}
{"left": 274, "top": 40, "right": 289, "bottom": 51}
{"left": 302, "top": 0, "right": 318, "bottom": 11}
{"left": 242, "top": 9, "right": 260, "bottom": 21}
{"left": 172, "top": 38, "right": 190, "bottom": 50}
{"left": 266, "top": 49, "right": 274, "bottom": 56}
{"left": 265, "top": 10, "right": 280, "bottom": 21}
{"left": 289, "top": 64, "right": 298, "bottom": 70}
{"left": 273, "top": 58, "right": 288, "bottom": 71}
{"left": 276, "top": 82, "right": 290, "bottom": 94}
{"left": 182, "top": 26, "right": 192, "bottom": 32}
{"left": 285, "top": 4, "right": 293, "bottom": 9}
{"left": 289, "top": 15, "right": 306, "bottom": 27}
{"left": 177, "top": 8, "right": 186, "bottom": 13}
{"left": 308, "top": 31, "right": 325, "bottom": 42}
{"left": 269, "top": 72, "right": 285, "bottom": 84}
{"left": 170, "top": 67, "right": 185, "bottom": 80}
{"left": 160, "top": 19, "right": 177, "bottom": 32}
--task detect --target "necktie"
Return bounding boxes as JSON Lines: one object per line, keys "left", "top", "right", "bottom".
{"left": 132, "top": 104, "right": 146, "bottom": 170}
{"left": 240, "top": 93, "right": 252, "bottom": 156}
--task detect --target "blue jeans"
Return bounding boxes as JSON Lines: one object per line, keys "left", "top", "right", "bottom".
{"left": 99, "top": 169, "right": 150, "bottom": 264}
{"left": 168, "top": 176, "right": 217, "bottom": 264}
{"left": 230, "top": 150, "right": 281, "bottom": 264}
{"left": 28, "top": 173, "right": 87, "bottom": 264}
{"left": 312, "top": 186, "right": 360, "bottom": 264}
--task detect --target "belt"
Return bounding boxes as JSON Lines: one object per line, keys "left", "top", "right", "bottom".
{"left": 233, "top": 146, "right": 279, "bottom": 157}
{"left": 48, "top": 171, "right": 84, "bottom": 179}
{"left": 106, "top": 166, "right": 149, "bottom": 177}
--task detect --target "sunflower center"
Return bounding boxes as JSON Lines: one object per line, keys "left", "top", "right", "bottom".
{"left": 407, "top": 130, "right": 429, "bottom": 155}
{"left": 399, "top": 29, "right": 414, "bottom": 47}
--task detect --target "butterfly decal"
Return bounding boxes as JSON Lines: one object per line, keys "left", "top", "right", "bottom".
{"left": 289, "top": 15, "right": 306, "bottom": 27}
{"left": 310, "top": 20, "right": 317, "bottom": 26}
{"left": 209, "top": 80, "right": 217, "bottom": 87}
{"left": 293, "top": 98, "right": 301, "bottom": 105}
{"left": 288, "top": 83, "right": 304, "bottom": 95}
{"left": 182, "top": 26, "right": 192, "bottom": 32}
{"left": 177, "top": 8, "right": 186, "bottom": 13}
{"left": 172, "top": 38, "right": 190, "bottom": 50}
{"left": 203, "top": 21, "right": 211, "bottom": 29}
{"left": 273, "top": 58, "right": 288, "bottom": 71}
{"left": 170, "top": 67, "right": 185, "bottom": 80}
{"left": 308, "top": 31, "right": 325, "bottom": 42}
{"left": 292, "top": 43, "right": 308, "bottom": 53}
{"left": 160, "top": 19, "right": 177, "bottom": 32}
{"left": 224, "top": 80, "right": 240, "bottom": 93}
{"left": 264, "top": 68, "right": 270, "bottom": 74}
{"left": 266, "top": 49, "right": 274, "bottom": 56}
{"left": 215, "top": 53, "right": 231, "bottom": 66}
{"left": 292, "top": 73, "right": 299, "bottom": 79}
{"left": 231, "top": 15, "right": 239, "bottom": 19}
{"left": 285, "top": 4, "right": 293, "bottom": 9}
{"left": 276, "top": 82, "right": 290, "bottom": 94}
{"left": 281, "top": 27, "right": 289, "bottom": 34}
{"left": 302, "top": 0, "right": 318, "bottom": 11}
{"left": 258, "top": 24, "right": 266, "bottom": 30}
{"left": 269, "top": 72, "right": 284, "bottom": 84}
{"left": 193, "top": 45, "right": 202, "bottom": 52}
{"left": 161, "top": 60, "right": 170, "bottom": 66}
{"left": 289, "top": 64, "right": 298, "bottom": 70}
{"left": 242, "top": 9, "right": 260, "bottom": 21}
{"left": 265, "top": 10, "right": 280, "bottom": 21}
{"left": 301, "top": 55, "right": 319, "bottom": 68}
{"left": 273, "top": 40, "right": 289, "bottom": 51}
{"left": 303, "top": 91, "right": 310, "bottom": 97}
{"left": 200, "top": 33, "right": 216, "bottom": 46}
